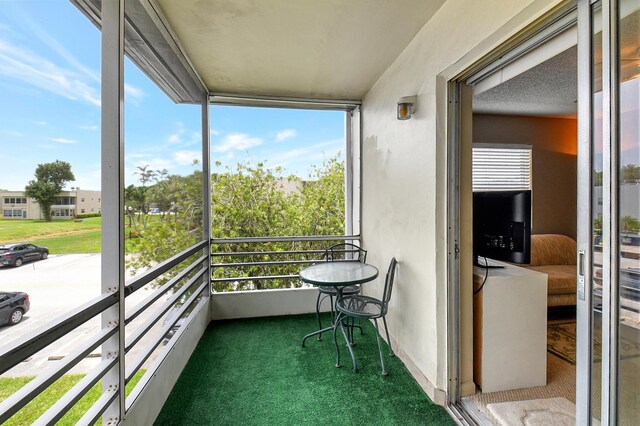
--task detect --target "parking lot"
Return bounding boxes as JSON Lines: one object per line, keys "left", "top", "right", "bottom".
{"left": 0, "top": 254, "right": 167, "bottom": 377}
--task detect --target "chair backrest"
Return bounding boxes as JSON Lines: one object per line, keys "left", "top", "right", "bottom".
{"left": 325, "top": 243, "right": 367, "bottom": 263}
{"left": 381, "top": 258, "right": 398, "bottom": 314}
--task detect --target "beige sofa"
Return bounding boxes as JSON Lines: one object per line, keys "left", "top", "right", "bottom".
{"left": 521, "top": 234, "right": 577, "bottom": 307}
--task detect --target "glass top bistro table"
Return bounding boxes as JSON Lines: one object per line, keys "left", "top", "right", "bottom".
{"left": 300, "top": 261, "right": 379, "bottom": 352}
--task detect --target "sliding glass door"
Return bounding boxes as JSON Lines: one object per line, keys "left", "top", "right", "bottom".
{"left": 578, "top": 0, "right": 640, "bottom": 423}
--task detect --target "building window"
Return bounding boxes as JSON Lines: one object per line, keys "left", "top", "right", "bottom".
{"left": 472, "top": 144, "right": 532, "bottom": 191}
{"left": 81, "top": 197, "right": 85, "bottom": 202}
{"left": 81, "top": 209, "right": 85, "bottom": 213}
{"left": 3, "top": 209, "right": 25, "bottom": 218}
{"left": 5, "top": 197, "right": 27, "bottom": 204}
{"left": 53, "top": 197, "right": 76, "bottom": 205}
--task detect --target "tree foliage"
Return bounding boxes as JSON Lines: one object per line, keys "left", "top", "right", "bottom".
{"left": 621, "top": 216, "right": 640, "bottom": 233}
{"left": 126, "top": 170, "right": 203, "bottom": 276}
{"left": 24, "top": 160, "right": 75, "bottom": 221}
{"left": 127, "top": 155, "right": 345, "bottom": 291}
{"left": 622, "top": 164, "right": 640, "bottom": 183}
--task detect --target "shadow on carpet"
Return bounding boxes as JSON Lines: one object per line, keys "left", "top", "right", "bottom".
{"left": 547, "top": 321, "right": 640, "bottom": 365}
{"left": 155, "top": 314, "right": 454, "bottom": 425}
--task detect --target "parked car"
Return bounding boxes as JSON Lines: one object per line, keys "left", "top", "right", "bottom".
{"left": 0, "top": 243, "right": 49, "bottom": 267}
{"left": 0, "top": 291, "right": 30, "bottom": 326}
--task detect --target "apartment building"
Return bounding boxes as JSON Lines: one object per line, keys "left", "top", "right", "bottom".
{"left": 0, "top": 189, "right": 101, "bottom": 220}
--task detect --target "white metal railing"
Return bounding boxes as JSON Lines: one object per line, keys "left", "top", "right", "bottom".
{"left": 0, "top": 240, "right": 209, "bottom": 424}
{"left": 210, "top": 235, "right": 362, "bottom": 290}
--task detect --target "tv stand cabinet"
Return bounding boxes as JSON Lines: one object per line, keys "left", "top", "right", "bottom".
{"left": 473, "top": 259, "right": 548, "bottom": 393}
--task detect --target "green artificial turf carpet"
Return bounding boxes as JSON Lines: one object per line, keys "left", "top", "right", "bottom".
{"left": 155, "top": 314, "right": 454, "bottom": 425}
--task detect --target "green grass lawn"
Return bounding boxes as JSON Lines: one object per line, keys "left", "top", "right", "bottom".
{"left": 0, "top": 217, "right": 102, "bottom": 254}
{"left": 0, "top": 217, "right": 101, "bottom": 243}
{"left": 0, "top": 216, "right": 161, "bottom": 254}
{"left": 34, "top": 230, "right": 103, "bottom": 254}
{"left": 0, "top": 370, "right": 144, "bottom": 425}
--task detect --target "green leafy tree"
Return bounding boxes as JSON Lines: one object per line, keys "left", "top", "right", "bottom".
{"left": 209, "top": 161, "right": 300, "bottom": 290}
{"left": 126, "top": 170, "right": 203, "bottom": 279}
{"left": 127, "top": 155, "right": 345, "bottom": 291}
{"left": 622, "top": 164, "right": 640, "bottom": 183}
{"left": 290, "top": 156, "right": 345, "bottom": 236}
{"left": 25, "top": 160, "right": 75, "bottom": 221}
{"left": 210, "top": 156, "right": 345, "bottom": 291}
{"left": 621, "top": 216, "right": 640, "bottom": 233}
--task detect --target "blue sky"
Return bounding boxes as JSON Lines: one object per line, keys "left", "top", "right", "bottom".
{"left": 0, "top": 1, "right": 344, "bottom": 191}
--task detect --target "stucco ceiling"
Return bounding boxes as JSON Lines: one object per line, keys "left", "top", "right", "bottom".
{"left": 474, "top": 9, "right": 640, "bottom": 118}
{"left": 473, "top": 46, "right": 578, "bottom": 118}
{"left": 155, "top": 0, "right": 446, "bottom": 100}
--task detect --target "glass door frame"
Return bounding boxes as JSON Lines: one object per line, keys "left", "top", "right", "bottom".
{"left": 577, "top": 0, "right": 629, "bottom": 424}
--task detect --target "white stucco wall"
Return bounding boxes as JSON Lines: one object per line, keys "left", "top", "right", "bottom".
{"left": 360, "top": 0, "right": 563, "bottom": 398}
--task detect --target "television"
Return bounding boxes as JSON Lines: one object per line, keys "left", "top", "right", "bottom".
{"left": 473, "top": 190, "right": 531, "bottom": 266}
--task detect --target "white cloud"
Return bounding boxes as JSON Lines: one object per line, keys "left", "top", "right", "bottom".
{"left": 18, "top": 10, "right": 99, "bottom": 82}
{"left": 33, "top": 120, "right": 47, "bottom": 125}
{"left": 0, "top": 39, "right": 100, "bottom": 106}
{"left": 48, "top": 137, "right": 77, "bottom": 144}
{"left": 276, "top": 129, "right": 297, "bottom": 142}
{"left": 211, "top": 129, "right": 221, "bottom": 136}
{"left": 10, "top": 7, "right": 147, "bottom": 109}
{"left": 187, "top": 132, "right": 202, "bottom": 146}
{"left": 270, "top": 139, "right": 342, "bottom": 166}
{"left": 174, "top": 150, "right": 200, "bottom": 166}
{"left": 79, "top": 124, "right": 98, "bottom": 131}
{"left": 134, "top": 158, "right": 174, "bottom": 173}
{"left": 72, "top": 166, "right": 102, "bottom": 191}
{"left": 125, "top": 153, "right": 148, "bottom": 161}
{"left": 213, "top": 133, "right": 263, "bottom": 153}
{"left": 167, "top": 122, "right": 193, "bottom": 145}
{"left": 125, "top": 83, "right": 145, "bottom": 105}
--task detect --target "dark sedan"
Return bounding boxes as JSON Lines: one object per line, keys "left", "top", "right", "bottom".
{"left": 0, "top": 243, "right": 49, "bottom": 267}
{"left": 0, "top": 291, "right": 30, "bottom": 326}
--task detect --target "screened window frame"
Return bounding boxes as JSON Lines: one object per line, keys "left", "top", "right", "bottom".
{"left": 472, "top": 143, "right": 533, "bottom": 192}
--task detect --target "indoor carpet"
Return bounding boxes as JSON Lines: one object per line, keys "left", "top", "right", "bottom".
{"left": 547, "top": 321, "right": 640, "bottom": 365}
{"left": 154, "top": 314, "right": 454, "bottom": 425}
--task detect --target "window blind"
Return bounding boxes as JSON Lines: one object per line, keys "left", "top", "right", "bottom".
{"left": 472, "top": 144, "right": 532, "bottom": 191}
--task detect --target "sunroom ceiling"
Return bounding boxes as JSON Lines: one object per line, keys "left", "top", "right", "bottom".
{"left": 154, "top": 0, "right": 446, "bottom": 100}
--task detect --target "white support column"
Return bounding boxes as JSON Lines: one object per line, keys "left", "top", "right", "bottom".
{"left": 348, "top": 106, "right": 361, "bottom": 237}
{"left": 201, "top": 93, "right": 211, "bottom": 298}
{"left": 345, "top": 111, "right": 354, "bottom": 237}
{"left": 101, "top": 0, "right": 125, "bottom": 423}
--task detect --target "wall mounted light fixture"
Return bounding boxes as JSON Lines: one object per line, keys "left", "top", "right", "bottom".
{"left": 397, "top": 95, "right": 417, "bottom": 120}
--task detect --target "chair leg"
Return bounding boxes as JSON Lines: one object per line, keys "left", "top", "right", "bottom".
{"left": 373, "top": 318, "right": 387, "bottom": 376}
{"left": 333, "top": 312, "right": 343, "bottom": 368}
{"left": 340, "top": 316, "right": 358, "bottom": 373}
{"left": 329, "top": 295, "right": 335, "bottom": 323}
{"left": 315, "top": 292, "right": 323, "bottom": 340}
{"left": 382, "top": 315, "right": 394, "bottom": 356}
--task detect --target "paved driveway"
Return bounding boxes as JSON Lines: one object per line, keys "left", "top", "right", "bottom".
{"left": 0, "top": 254, "right": 170, "bottom": 377}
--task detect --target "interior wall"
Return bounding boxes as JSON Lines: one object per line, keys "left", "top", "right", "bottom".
{"left": 473, "top": 114, "right": 578, "bottom": 239}
{"left": 360, "top": 0, "right": 563, "bottom": 397}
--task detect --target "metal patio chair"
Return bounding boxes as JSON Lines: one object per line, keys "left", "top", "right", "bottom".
{"left": 314, "top": 243, "right": 366, "bottom": 340}
{"left": 334, "top": 257, "right": 397, "bottom": 375}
